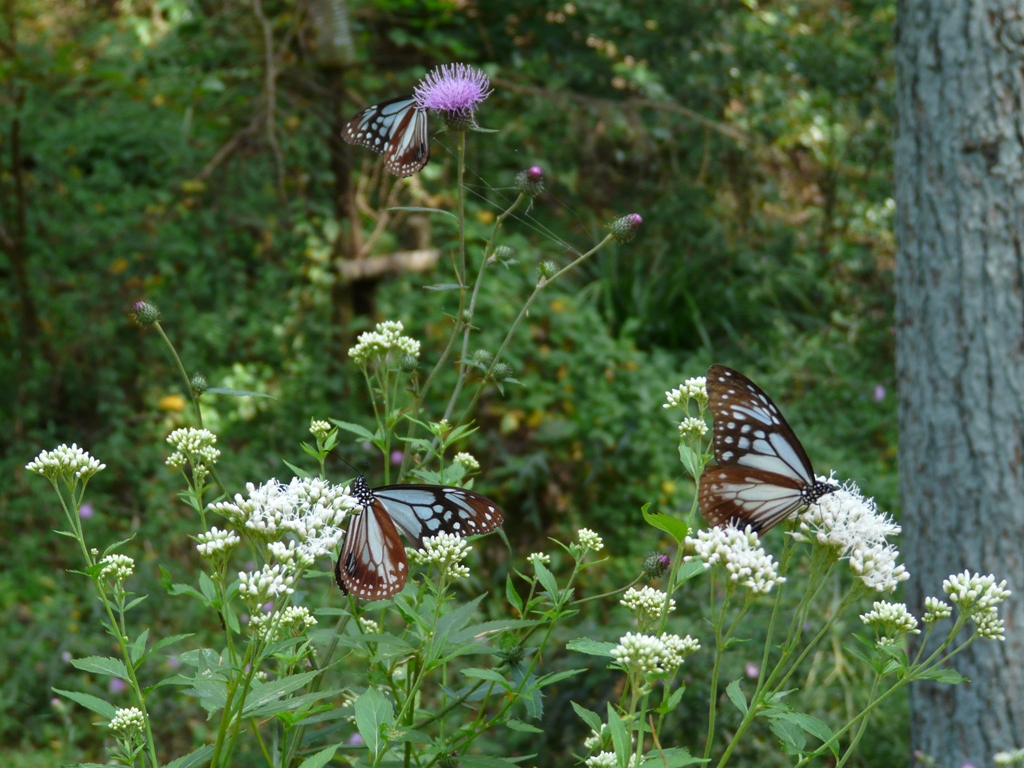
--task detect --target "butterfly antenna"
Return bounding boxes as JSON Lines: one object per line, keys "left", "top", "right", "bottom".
{"left": 337, "top": 455, "right": 362, "bottom": 478}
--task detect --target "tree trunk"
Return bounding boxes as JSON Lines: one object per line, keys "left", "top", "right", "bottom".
{"left": 894, "top": 1, "right": 1024, "bottom": 765}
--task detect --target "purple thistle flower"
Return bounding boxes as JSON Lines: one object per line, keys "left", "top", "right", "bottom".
{"left": 611, "top": 213, "right": 643, "bottom": 243}
{"left": 414, "top": 64, "right": 492, "bottom": 124}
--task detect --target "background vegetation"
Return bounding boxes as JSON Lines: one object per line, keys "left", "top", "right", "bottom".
{"left": 1, "top": 0, "right": 900, "bottom": 764}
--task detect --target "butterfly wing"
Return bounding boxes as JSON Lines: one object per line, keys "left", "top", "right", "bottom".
{"left": 706, "top": 365, "right": 815, "bottom": 484}
{"left": 335, "top": 498, "right": 409, "bottom": 600}
{"left": 698, "top": 465, "right": 807, "bottom": 533}
{"left": 341, "top": 97, "right": 429, "bottom": 177}
{"left": 371, "top": 484, "right": 504, "bottom": 547}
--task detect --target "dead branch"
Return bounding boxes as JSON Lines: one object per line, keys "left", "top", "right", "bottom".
{"left": 337, "top": 248, "right": 440, "bottom": 281}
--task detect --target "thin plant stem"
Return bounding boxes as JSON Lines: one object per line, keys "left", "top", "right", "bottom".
{"left": 154, "top": 322, "right": 202, "bottom": 427}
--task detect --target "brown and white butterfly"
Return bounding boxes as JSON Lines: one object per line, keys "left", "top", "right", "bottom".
{"left": 698, "top": 365, "right": 836, "bottom": 533}
{"left": 341, "top": 97, "right": 429, "bottom": 178}
{"left": 334, "top": 475, "right": 503, "bottom": 600}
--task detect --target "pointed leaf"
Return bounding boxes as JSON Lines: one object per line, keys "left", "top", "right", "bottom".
{"left": 331, "top": 420, "right": 377, "bottom": 441}
{"left": 571, "top": 701, "right": 602, "bottom": 733}
{"left": 725, "top": 679, "right": 747, "bottom": 714}
{"left": 641, "top": 503, "right": 688, "bottom": 544}
{"left": 355, "top": 687, "right": 394, "bottom": 759}
{"left": 567, "top": 638, "right": 616, "bottom": 657}
{"left": 70, "top": 656, "right": 129, "bottom": 680}
{"left": 607, "top": 703, "right": 630, "bottom": 767}
{"left": 162, "top": 745, "right": 215, "bottom": 768}
{"left": 297, "top": 745, "right": 339, "bottom": 768}
{"left": 52, "top": 688, "right": 117, "bottom": 719}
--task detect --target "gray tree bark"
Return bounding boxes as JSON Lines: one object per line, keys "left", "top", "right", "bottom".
{"left": 895, "top": 1, "right": 1024, "bottom": 765}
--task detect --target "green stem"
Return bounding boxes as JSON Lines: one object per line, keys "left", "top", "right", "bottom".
{"left": 154, "top": 321, "right": 202, "bottom": 428}
{"left": 703, "top": 571, "right": 724, "bottom": 762}
{"left": 834, "top": 672, "right": 880, "bottom": 768}
{"left": 456, "top": 130, "right": 466, "bottom": 285}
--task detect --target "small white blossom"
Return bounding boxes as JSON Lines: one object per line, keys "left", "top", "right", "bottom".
{"left": 994, "top": 748, "right": 1024, "bottom": 765}
{"left": 348, "top": 320, "right": 421, "bottom": 366}
{"left": 453, "top": 452, "right": 480, "bottom": 471}
{"left": 577, "top": 528, "right": 604, "bottom": 552}
{"left": 527, "top": 552, "right": 551, "bottom": 567}
{"left": 678, "top": 417, "right": 709, "bottom": 440}
{"left": 621, "top": 586, "right": 675, "bottom": 624}
{"left": 99, "top": 554, "right": 135, "bottom": 583}
{"left": 359, "top": 617, "right": 380, "bottom": 634}
{"left": 975, "top": 608, "right": 1007, "bottom": 641}
{"left": 26, "top": 443, "right": 106, "bottom": 482}
{"left": 664, "top": 377, "right": 708, "bottom": 409}
{"left": 166, "top": 428, "right": 220, "bottom": 468}
{"left": 923, "top": 596, "right": 952, "bottom": 623}
{"left": 659, "top": 632, "right": 700, "bottom": 670}
{"left": 684, "top": 524, "right": 785, "bottom": 593}
{"left": 942, "top": 570, "right": 1011, "bottom": 614}
{"left": 796, "top": 478, "right": 909, "bottom": 593}
{"left": 586, "top": 752, "right": 618, "bottom": 768}
{"left": 250, "top": 605, "right": 316, "bottom": 641}
{"left": 309, "top": 419, "right": 333, "bottom": 440}
{"left": 584, "top": 726, "right": 607, "bottom": 751}
{"left": 611, "top": 632, "right": 665, "bottom": 676}
{"left": 108, "top": 706, "right": 145, "bottom": 736}
{"left": 268, "top": 540, "right": 316, "bottom": 570}
{"left": 238, "top": 564, "right": 295, "bottom": 608}
{"left": 408, "top": 532, "right": 472, "bottom": 578}
{"left": 859, "top": 601, "right": 920, "bottom": 640}
{"left": 196, "top": 527, "right": 240, "bottom": 561}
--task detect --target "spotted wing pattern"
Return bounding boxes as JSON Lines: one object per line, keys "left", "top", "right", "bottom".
{"left": 335, "top": 477, "right": 504, "bottom": 600}
{"left": 341, "top": 96, "right": 429, "bottom": 177}
{"left": 698, "top": 365, "right": 835, "bottom": 533}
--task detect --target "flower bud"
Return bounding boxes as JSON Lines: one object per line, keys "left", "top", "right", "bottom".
{"left": 493, "top": 245, "right": 517, "bottom": 266}
{"left": 499, "top": 644, "right": 525, "bottom": 665}
{"left": 440, "top": 110, "right": 476, "bottom": 131}
{"left": 643, "top": 552, "right": 672, "bottom": 579}
{"left": 610, "top": 213, "right": 643, "bottom": 243}
{"left": 492, "top": 363, "right": 514, "bottom": 381}
{"left": 189, "top": 372, "right": 208, "bottom": 394}
{"left": 400, "top": 354, "right": 419, "bottom": 373}
{"left": 515, "top": 165, "right": 545, "bottom": 197}
{"left": 131, "top": 300, "right": 161, "bottom": 325}
{"left": 539, "top": 260, "right": 559, "bottom": 280}
{"left": 438, "top": 753, "right": 461, "bottom": 768}
{"left": 471, "top": 349, "right": 494, "bottom": 367}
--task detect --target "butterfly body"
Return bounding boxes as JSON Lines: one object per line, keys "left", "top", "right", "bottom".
{"left": 698, "top": 365, "right": 836, "bottom": 533}
{"left": 342, "top": 97, "right": 429, "bottom": 177}
{"left": 335, "top": 475, "right": 503, "bottom": 600}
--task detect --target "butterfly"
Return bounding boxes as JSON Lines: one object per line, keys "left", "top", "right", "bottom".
{"left": 698, "top": 365, "right": 836, "bottom": 533}
{"left": 334, "top": 475, "right": 504, "bottom": 600}
{"left": 341, "top": 96, "right": 429, "bottom": 177}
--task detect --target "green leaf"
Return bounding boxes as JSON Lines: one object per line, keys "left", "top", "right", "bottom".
{"left": 70, "top": 656, "right": 129, "bottom": 680}
{"left": 354, "top": 687, "right": 394, "bottom": 759}
{"left": 769, "top": 717, "right": 806, "bottom": 753}
{"left": 535, "top": 668, "right": 586, "bottom": 688}
{"left": 656, "top": 685, "right": 686, "bottom": 715}
{"left": 607, "top": 704, "right": 630, "bottom": 767}
{"left": 162, "top": 745, "right": 215, "bottom": 768}
{"left": 459, "top": 757, "right": 525, "bottom": 768}
{"left": 461, "top": 667, "right": 512, "bottom": 690}
{"left": 641, "top": 503, "right": 688, "bottom": 544}
{"left": 506, "top": 575, "right": 523, "bottom": 615}
{"left": 130, "top": 629, "right": 149, "bottom": 665}
{"left": 532, "top": 560, "right": 560, "bottom": 599}
{"left": 570, "top": 701, "right": 602, "bottom": 733}
{"left": 123, "top": 594, "right": 149, "bottom": 613}
{"left": 640, "top": 747, "right": 707, "bottom": 767}
{"left": 331, "top": 419, "right": 377, "bottom": 442}
{"left": 675, "top": 560, "right": 707, "bottom": 584}
{"left": 198, "top": 571, "right": 218, "bottom": 603}
{"left": 205, "top": 387, "right": 276, "bottom": 399}
{"left": 678, "top": 443, "right": 704, "bottom": 481}
{"left": 919, "top": 667, "right": 965, "bottom": 684}
{"left": 149, "top": 633, "right": 194, "bottom": 656}
{"left": 102, "top": 533, "right": 137, "bottom": 556}
{"left": 282, "top": 459, "right": 312, "bottom": 478}
{"left": 52, "top": 688, "right": 117, "bottom": 719}
{"left": 296, "top": 745, "right": 339, "bottom": 768}
{"left": 567, "top": 638, "right": 616, "bottom": 657}
{"left": 725, "top": 679, "right": 747, "bottom": 714}
{"left": 383, "top": 205, "right": 457, "bottom": 220}
{"left": 241, "top": 670, "right": 320, "bottom": 716}
{"left": 505, "top": 718, "right": 544, "bottom": 733}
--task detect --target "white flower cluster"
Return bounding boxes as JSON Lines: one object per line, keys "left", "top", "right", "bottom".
{"left": 585, "top": 752, "right": 618, "bottom": 768}
{"left": 577, "top": 528, "right": 604, "bottom": 552}
{"left": 108, "top": 706, "right": 145, "bottom": 736}
{"left": 26, "top": 443, "right": 106, "bottom": 483}
{"left": 359, "top": 617, "right": 380, "bottom": 634}
{"left": 584, "top": 725, "right": 607, "bottom": 751}
{"left": 923, "top": 596, "right": 952, "bottom": 623}
{"left": 408, "top": 532, "right": 472, "bottom": 579}
{"left": 166, "top": 428, "right": 220, "bottom": 469}
{"left": 859, "top": 601, "right": 920, "bottom": 641}
{"left": 196, "top": 527, "right": 240, "bottom": 562}
{"left": 943, "top": 570, "right": 1011, "bottom": 640}
{"left": 348, "top": 320, "right": 421, "bottom": 366}
{"left": 621, "top": 586, "right": 675, "bottom": 624}
{"left": 238, "top": 564, "right": 295, "bottom": 609}
{"left": 453, "top": 452, "right": 480, "bottom": 471}
{"left": 210, "top": 477, "right": 356, "bottom": 557}
{"left": 678, "top": 417, "right": 709, "bottom": 440}
{"left": 309, "top": 419, "right": 333, "bottom": 440}
{"left": 795, "top": 479, "right": 909, "bottom": 592}
{"left": 610, "top": 631, "right": 698, "bottom": 676}
{"left": 268, "top": 540, "right": 316, "bottom": 570}
{"left": 249, "top": 605, "right": 316, "bottom": 641}
{"left": 99, "top": 554, "right": 135, "bottom": 583}
{"left": 664, "top": 377, "right": 708, "bottom": 409}
{"left": 684, "top": 524, "right": 785, "bottom": 593}
{"left": 995, "top": 748, "right": 1024, "bottom": 765}
{"left": 527, "top": 552, "right": 551, "bottom": 567}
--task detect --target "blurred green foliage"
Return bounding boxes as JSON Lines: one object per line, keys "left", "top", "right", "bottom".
{"left": 1, "top": 0, "right": 899, "bottom": 764}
